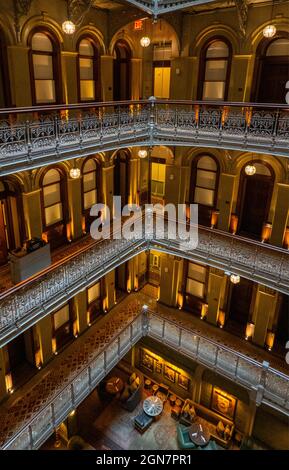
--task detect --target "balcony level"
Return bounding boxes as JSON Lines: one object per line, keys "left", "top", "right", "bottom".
{"left": 124, "top": 0, "right": 218, "bottom": 15}
{"left": 0, "top": 220, "right": 288, "bottom": 347}
{"left": 0, "top": 100, "right": 289, "bottom": 176}
{"left": 0, "top": 292, "right": 288, "bottom": 450}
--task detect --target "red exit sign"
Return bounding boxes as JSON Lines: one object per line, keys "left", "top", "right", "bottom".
{"left": 134, "top": 20, "right": 143, "bottom": 30}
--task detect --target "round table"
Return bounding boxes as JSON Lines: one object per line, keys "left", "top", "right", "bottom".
{"left": 143, "top": 396, "right": 163, "bottom": 417}
{"left": 105, "top": 376, "right": 124, "bottom": 395}
{"left": 189, "top": 423, "right": 210, "bottom": 447}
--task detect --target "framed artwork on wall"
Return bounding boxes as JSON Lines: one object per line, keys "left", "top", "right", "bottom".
{"left": 178, "top": 374, "right": 190, "bottom": 391}
{"left": 141, "top": 350, "right": 154, "bottom": 372}
{"left": 154, "top": 359, "right": 163, "bottom": 374}
{"left": 164, "top": 364, "right": 176, "bottom": 383}
{"left": 211, "top": 387, "right": 237, "bottom": 420}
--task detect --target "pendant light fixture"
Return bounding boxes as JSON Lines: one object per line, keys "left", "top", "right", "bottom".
{"left": 245, "top": 154, "right": 256, "bottom": 176}
{"left": 140, "top": 18, "right": 151, "bottom": 47}
{"left": 138, "top": 149, "right": 148, "bottom": 158}
{"left": 263, "top": 0, "right": 277, "bottom": 38}
{"left": 62, "top": 20, "right": 76, "bottom": 35}
{"left": 230, "top": 274, "right": 241, "bottom": 284}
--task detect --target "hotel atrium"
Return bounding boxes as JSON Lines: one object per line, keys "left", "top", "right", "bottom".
{"left": 0, "top": 0, "right": 288, "bottom": 453}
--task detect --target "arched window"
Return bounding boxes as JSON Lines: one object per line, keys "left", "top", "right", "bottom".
{"left": 30, "top": 30, "right": 61, "bottom": 104}
{"left": 198, "top": 39, "right": 231, "bottom": 101}
{"left": 183, "top": 261, "right": 208, "bottom": 317}
{"left": 113, "top": 40, "right": 131, "bottom": 101}
{"left": 252, "top": 35, "right": 289, "bottom": 103}
{"left": 82, "top": 159, "right": 98, "bottom": 210}
{"left": 78, "top": 37, "right": 100, "bottom": 102}
{"left": 191, "top": 155, "right": 219, "bottom": 225}
{"left": 0, "top": 30, "right": 10, "bottom": 107}
{"left": 42, "top": 169, "right": 64, "bottom": 227}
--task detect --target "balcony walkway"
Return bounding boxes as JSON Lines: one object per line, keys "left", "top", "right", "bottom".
{"left": 0, "top": 291, "right": 288, "bottom": 450}
{"left": 1, "top": 100, "right": 289, "bottom": 176}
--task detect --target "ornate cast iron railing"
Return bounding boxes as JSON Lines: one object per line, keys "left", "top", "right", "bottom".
{"left": 0, "top": 219, "right": 288, "bottom": 347}
{"left": 120, "top": 0, "right": 217, "bottom": 15}
{"left": 0, "top": 99, "right": 288, "bottom": 176}
{"left": 1, "top": 300, "right": 289, "bottom": 450}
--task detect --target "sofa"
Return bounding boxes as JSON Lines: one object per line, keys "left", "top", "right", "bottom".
{"left": 177, "top": 424, "right": 197, "bottom": 450}
{"left": 179, "top": 399, "right": 235, "bottom": 448}
{"left": 119, "top": 371, "right": 143, "bottom": 412}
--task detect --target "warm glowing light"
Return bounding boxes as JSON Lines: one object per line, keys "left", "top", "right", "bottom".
{"left": 134, "top": 19, "right": 143, "bottom": 30}
{"left": 140, "top": 36, "right": 150, "bottom": 47}
{"left": 69, "top": 410, "right": 76, "bottom": 417}
{"left": 245, "top": 322, "right": 255, "bottom": 340}
{"left": 138, "top": 149, "right": 148, "bottom": 158}
{"left": 62, "top": 20, "right": 76, "bottom": 35}
{"left": 218, "top": 310, "right": 226, "bottom": 328}
{"left": 70, "top": 168, "right": 80, "bottom": 179}
{"left": 263, "top": 24, "right": 276, "bottom": 38}
{"left": 5, "top": 373, "right": 13, "bottom": 393}
{"left": 266, "top": 331, "right": 275, "bottom": 351}
{"left": 230, "top": 274, "right": 240, "bottom": 284}
{"left": 245, "top": 164, "right": 256, "bottom": 176}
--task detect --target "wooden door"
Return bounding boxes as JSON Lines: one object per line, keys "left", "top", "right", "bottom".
{"left": 7, "top": 334, "right": 26, "bottom": 370}
{"left": 229, "top": 278, "right": 253, "bottom": 326}
{"left": 239, "top": 176, "right": 272, "bottom": 238}
{"left": 257, "top": 62, "right": 289, "bottom": 103}
{"left": 0, "top": 202, "right": 8, "bottom": 265}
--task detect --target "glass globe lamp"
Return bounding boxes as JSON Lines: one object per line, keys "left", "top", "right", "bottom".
{"left": 245, "top": 164, "right": 256, "bottom": 176}
{"left": 138, "top": 149, "right": 148, "bottom": 158}
{"left": 62, "top": 20, "right": 76, "bottom": 35}
{"left": 263, "top": 25, "right": 276, "bottom": 38}
{"left": 70, "top": 168, "right": 80, "bottom": 179}
{"left": 140, "top": 36, "right": 150, "bottom": 47}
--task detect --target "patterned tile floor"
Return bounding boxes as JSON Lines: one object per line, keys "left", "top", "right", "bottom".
{"left": 0, "top": 290, "right": 288, "bottom": 449}
{"left": 0, "top": 294, "right": 145, "bottom": 448}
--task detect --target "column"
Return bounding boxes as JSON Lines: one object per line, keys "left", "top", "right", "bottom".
{"left": 102, "top": 164, "right": 114, "bottom": 218}
{"left": 35, "top": 315, "right": 53, "bottom": 366}
{"left": 7, "top": 45, "right": 32, "bottom": 107}
{"left": 100, "top": 55, "right": 114, "bottom": 101}
{"left": 228, "top": 55, "right": 251, "bottom": 102}
{"left": 67, "top": 176, "right": 83, "bottom": 240}
{"left": 61, "top": 52, "right": 78, "bottom": 104}
{"left": 131, "top": 58, "right": 142, "bottom": 100}
{"left": 206, "top": 268, "right": 226, "bottom": 325}
{"left": 0, "top": 347, "right": 7, "bottom": 402}
{"left": 72, "top": 290, "right": 88, "bottom": 336}
{"left": 170, "top": 57, "right": 196, "bottom": 100}
{"left": 217, "top": 174, "right": 236, "bottom": 232}
{"left": 159, "top": 254, "right": 182, "bottom": 307}
{"left": 270, "top": 184, "right": 289, "bottom": 247}
{"left": 22, "top": 189, "right": 43, "bottom": 239}
{"left": 128, "top": 157, "right": 139, "bottom": 205}
{"left": 104, "top": 270, "right": 115, "bottom": 311}
{"left": 252, "top": 286, "right": 278, "bottom": 347}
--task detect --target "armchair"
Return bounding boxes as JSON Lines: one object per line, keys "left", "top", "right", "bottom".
{"left": 177, "top": 424, "right": 197, "bottom": 450}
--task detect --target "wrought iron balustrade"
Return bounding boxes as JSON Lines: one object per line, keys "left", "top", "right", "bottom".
{"left": 121, "top": 0, "right": 217, "bottom": 15}
{"left": 0, "top": 99, "right": 288, "bottom": 176}
{"left": 1, "top": 300, "right": 288, "bottom": 450}
{"left": 0, "top": 217, "right": 288, "bottom": 347}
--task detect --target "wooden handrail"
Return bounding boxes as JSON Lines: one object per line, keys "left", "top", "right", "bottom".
{"left": 0, "top": 99, "right": 288, "bottom": 116}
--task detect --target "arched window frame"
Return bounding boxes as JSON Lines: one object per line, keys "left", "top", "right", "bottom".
{"left": 40, "top": 167, "right": 67, "bottom": 230}
{"left": 28, "top": 27, "right": 62, "bottom": 105}
{"left": 251, "top": 32, "right": 289, "bottom": 103}
{"left": 81, "top": 157, "right": 101, "bottom": 212}
{"left": 190, "top": 154, "right": 220, "bottom": 226}
{"left": 197, "top": 36, "right": 232, "bottom": 101}
{"left": 113, "top": 39, "right": 131, "bottom": 101}
{"left": 77, "top": 35, "right": 101, "bottom": 102}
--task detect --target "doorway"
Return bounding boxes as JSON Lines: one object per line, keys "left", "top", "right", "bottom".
{"left": 114, "top": 150, "right": 129, "bottom": 208}
{"left": 226, "top": 278, "right": 253, "bottom": 337}
{"left": 238, "top": 163, "right": 274, "bottom": 239}
{"left": 113, "top": 40, "right": 131, "bottom": 101}
{"left": 252, "top": 36, "right": 289, "bottom": 104}
{"left": 0, "top": 180, "right": 23, "bottom": 265}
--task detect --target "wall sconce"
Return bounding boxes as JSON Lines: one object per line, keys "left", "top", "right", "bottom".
{"left": 35, "top": 349, "right": 42, "bottom": 370}
{"left": 52, "top": 337, "right": 58, "bottom": 355}
{"left": 230, "top": 214, "right": 238, "bottom": 235}
{"left": 73, "top": 320, "right": 79, "bottom": 338}
{"left": 245, "top": 322, "right": 255, "bottom": 340}
{"left": 217, "top": 310, "right": 226, "bottom": 329}
{"left": 266, "top": 331, "right": 275, "bottom": 351}
{"left": 261, "top": 223, "right": 272, "bottom": 243}
{"left": 283, "top": 227, "right": 289, "bottom": 249}
{"left": 5, "top": 373, "right": 13, "bottom": 394}
{"left": 177, "top": 293, "right": 183, "bottom": 310}
{"left": 201, "top": 303, "right": 208, "bottom": 320}
{"left": 211, "top": 210, "right": 219, "bottom": 229}
{"left": 66, "top": 223, "right": 72, "bottom": 243}
{"left": 175, "top": 68, "right": 181, "bottom": 75}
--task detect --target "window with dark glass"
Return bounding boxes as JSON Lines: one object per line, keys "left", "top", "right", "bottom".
{"left": 31, "top": 32, "right": 58, "bottom": 104}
